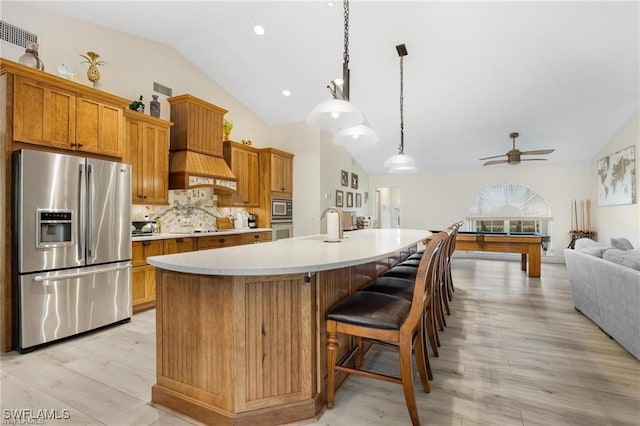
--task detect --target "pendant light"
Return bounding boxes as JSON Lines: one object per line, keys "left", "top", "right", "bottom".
{"left": 384, "top": 43, "right": 417, "bottom": 173}
{"left": 307, "top": 0, "right": 377, "bottom": 144}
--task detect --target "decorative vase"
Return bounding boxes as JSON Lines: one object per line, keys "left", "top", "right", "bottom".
{"left": 18, "top": 41, "right": 44, "bottom": 71}
{"left": 150, "top": 95, "right": 161, "bottom": 118}
{"left": 80, "top": 51, "right": 105, "bottom": 87}
{"left": 223, "top": 119, "right": 233, "bottom": 141}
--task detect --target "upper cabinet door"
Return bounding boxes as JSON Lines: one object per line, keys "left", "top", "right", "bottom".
{"left": 13, "top": 76, "right": 76, "bottom": 150}
{"left": 76, "top": 96, "right": 123, "bottom": 157}
{"left": 270, "top": 153, "right": 293, "bottom": 195}
{"left": 168, "top": 94, "right": 227, "bottom": 157}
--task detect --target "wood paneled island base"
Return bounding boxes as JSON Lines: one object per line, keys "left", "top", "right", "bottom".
{"left": 148, "top": 229, "right": 428, "bottom": 425}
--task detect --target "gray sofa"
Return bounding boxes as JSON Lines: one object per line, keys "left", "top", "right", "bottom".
{"left": 564, "top": 239, "right": 640, "bottom": 359}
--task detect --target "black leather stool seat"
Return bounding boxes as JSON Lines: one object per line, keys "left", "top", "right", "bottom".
{"left": 326, "top": 292, "right": 411, "bottom": 330}
{"left": 383, "top": 265, "right": 418, "bottom": 280}
{"left": 406, "top": 253, "right": 423, "bottom": 260}
{"left": 361, "top": 276, "right": 414, "bottom": 301}
{"left": 397, "top": 258, "right": 421, "bottom": 267}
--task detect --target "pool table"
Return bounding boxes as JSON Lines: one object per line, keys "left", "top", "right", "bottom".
{"left": 429, "top": 232, "right": 550, "bottom": 278}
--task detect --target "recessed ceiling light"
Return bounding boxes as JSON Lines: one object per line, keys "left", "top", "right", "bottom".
{"left": 253, "top": 25, "right": 266, "bottom": 36}
{"left": 328, "top": 2, "right": 335, "bottom": 8}
{"left": 282, "top": 90, "right": 292, "bottom": 97}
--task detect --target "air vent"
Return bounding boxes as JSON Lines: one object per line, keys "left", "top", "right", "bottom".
{"left": 153, "top": 82, "right": 173, "bottom": 97}
{"left": 0, "top": 21, "right": 38, "bottom": 48}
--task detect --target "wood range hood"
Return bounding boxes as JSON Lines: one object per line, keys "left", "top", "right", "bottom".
{"left": 167, "top": 94, "right": 237, "bottom": 192}
{"left": 168, "top": 150, "right": 237, "bottom": 192}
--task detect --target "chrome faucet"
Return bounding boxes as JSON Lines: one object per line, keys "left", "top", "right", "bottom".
{"left": 321, "top": 207, "right": 343, "bottom": 240}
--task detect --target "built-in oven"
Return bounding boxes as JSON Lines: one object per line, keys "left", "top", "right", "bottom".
{"left": 271, "top": 198, "right": 292, "bottom": 221}
{"left": 271, "top": 221, "right": 293, "bottom": 240}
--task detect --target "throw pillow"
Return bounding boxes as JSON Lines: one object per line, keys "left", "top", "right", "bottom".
{"left": 574, "top": 238, "right": 600, "bottom": 251}
{"left": 611, "top": 237, "right": 634, "bottom": 251}
{"left": 580, "top": 246, "right": 612, "bottom": 258}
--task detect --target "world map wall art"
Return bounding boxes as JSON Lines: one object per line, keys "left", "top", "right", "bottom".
{"left": 597, "top": 145, "right": 636, "bottom": 206}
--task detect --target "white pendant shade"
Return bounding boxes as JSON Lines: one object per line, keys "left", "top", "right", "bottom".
{"left": 306, "top": 99, "right": 365, "bottom": 132}
{"left": 384, "top": 153, "right": 417, "bottom": 173}
{"left": 333, "top": 124, "right": 379, "bottom": 146}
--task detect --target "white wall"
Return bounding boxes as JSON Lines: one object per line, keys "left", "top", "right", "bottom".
{"left": 2, "top": 2, "right": 270, "bottom": 145}
{"left": 591, "top": 109, "right": 640, "bottom": 247}
{"left": 318, "top": 131, "right": 371, "bottom": 232}
{"left": 370, "top": 162, "right": 591, "bottom": 263}
{"left": 268, "top": 122, "right": 322, "bottom": 237}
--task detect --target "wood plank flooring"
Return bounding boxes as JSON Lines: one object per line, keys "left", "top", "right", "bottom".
{"left": 1, "top": 259, "right": 638, "bottom": 425}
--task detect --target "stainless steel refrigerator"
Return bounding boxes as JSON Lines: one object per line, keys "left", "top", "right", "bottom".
{"left": 14, "top": 149, "right": 132, "bottom": 352}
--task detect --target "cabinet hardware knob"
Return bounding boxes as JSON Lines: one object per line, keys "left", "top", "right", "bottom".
{"left": 70, "top": 143, "right": 76, "bottom": 147}
{"left": 142, "top": 241, "right": 151, "bottom": 246}
{"left": 219, "top": 238, "right": 226, "bottom": 243}
{"left": 78, "top": 143, "right": 83, "bottom": 148}
{"left": 175, "top": 238, "right": 184, "bottom": 243}
{"left": 143, "top": 195, "right": 148, "bottom": 199}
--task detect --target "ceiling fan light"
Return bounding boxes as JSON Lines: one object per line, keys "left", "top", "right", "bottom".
{"left": 384, "top": 153, "right": 416, "bottom": 172}
{"left": 306, "top": 99, "right": 365, "bottom": 133}
{"left": 333, "top": 124, "right": 379, "bottom": 146}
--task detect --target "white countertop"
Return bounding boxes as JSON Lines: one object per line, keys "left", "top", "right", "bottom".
{"left": 132, "top": 228, "right": 272, "bottom": 242}
{"left": 147, "top": 228, "right": 431, "bottom": 276}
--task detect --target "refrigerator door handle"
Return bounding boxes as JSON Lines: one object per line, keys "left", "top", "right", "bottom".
{"left": 87, "top": 163, "right": 94, "bottom": 258}
{"left": 33, "top": 264, "right": 131, "bottom": 283}
{"left": 78, "top": 163, "right": 86, "bottom": 261}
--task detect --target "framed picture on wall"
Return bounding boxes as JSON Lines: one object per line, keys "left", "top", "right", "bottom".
{"left": 356, "top": 193, "right": 362, "bottom": 208}
{"left": 346, "top": 192, "right": 354, "bottom": 207}
{"left": 351, "top": 173, "right": 359, "bottom": 189}
{"left": 336, "top": 190, "right": 344, "bottom": 207}
{"left": 341, "top": 170, "right": 349, "bottom": 187}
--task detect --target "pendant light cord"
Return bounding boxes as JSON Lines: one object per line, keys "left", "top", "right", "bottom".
{"left": 399, "top": 54, "right": 405, "bottom": 155}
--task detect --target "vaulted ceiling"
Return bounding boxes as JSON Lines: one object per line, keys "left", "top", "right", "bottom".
{"left": 28, "top": 1, "right": 640, "bottom": 174}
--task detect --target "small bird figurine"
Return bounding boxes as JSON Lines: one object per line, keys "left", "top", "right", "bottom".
{"left": 57, "top": 64, "right": 78, "bottom": 81}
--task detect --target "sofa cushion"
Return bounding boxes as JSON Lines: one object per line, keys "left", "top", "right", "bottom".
{"left": 574, "top": 238, "right": 611, "bottom": 257}
{"left": 611, "top": 237, "right": 634, "bottom": 251}
{"left": 603, "top": 248, "right": 640, "bottom": 271}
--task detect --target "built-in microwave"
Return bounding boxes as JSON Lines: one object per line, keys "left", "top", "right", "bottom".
{"left": 271, "top": 198, "right": 292, "bottom": 221}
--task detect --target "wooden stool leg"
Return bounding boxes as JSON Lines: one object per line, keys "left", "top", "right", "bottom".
{"left": 399, "top": 336, "right": 421, "bottom": 426}
{"left": 326, "top": 325, "right": 339, "bottom": 409}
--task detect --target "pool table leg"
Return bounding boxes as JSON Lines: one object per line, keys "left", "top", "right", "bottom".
{"left": 527, "top": 247, "right": 541, "bottom": 278}
{"left": 521, "top": 253, "right": 527, "bottom": 272}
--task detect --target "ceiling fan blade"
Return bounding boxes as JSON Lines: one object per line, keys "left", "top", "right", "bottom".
{"left": 520, "top": 158, "right": 548, "bottom": 162}
{"left": 520, "top": 149, "right": 555, "bottom": 155}
{"left": 479, "top": 154, "right": 507, "bottom": 161}
{"left": 483, "top": 159, "right": 509, "bottom": 166}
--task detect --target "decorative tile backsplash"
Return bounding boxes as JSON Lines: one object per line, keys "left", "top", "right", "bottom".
{"left": 131, "top": 188, "right": 242, "bottom": 232}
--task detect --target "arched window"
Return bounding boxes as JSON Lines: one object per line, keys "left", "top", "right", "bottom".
{"left": 466, "top": 183, "right": 553, "bottom": 253}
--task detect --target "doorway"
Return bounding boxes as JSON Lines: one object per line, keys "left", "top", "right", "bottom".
{"left": 376, "top": 186, "right": 401, "bottom": 229}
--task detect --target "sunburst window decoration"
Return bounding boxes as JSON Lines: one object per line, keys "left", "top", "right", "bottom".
{"left": 466, "top": 183, "right": 552, "bottom": 220}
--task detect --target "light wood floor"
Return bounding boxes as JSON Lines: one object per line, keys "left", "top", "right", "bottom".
{"left": 1, "top": 259, "right": 639, "bottom": 425}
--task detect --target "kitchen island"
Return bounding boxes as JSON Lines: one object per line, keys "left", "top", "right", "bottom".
{"left": 147, "top": 228, "right": 430, "bottom": 425}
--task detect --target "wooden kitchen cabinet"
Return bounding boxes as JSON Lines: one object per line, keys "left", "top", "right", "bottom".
{"left": 271, "top": 152, "right": 293, "bottom": 195}
{"left": 240, "top": 231, "right": 272, "bottom": 245}
{"left": 259, "top": 148, "right": 293, "bottom": 200}
{"left": 13, "top": 75, "right": 76, "bottom": 150}
{"left": 131, "top": 240, "right": 164, "bottom": 313}
{"left": 7, "top": 62, "right": 129, "bottom": 157}
{"left": 163, "top": 237, "right": 195, "bottom": 254}
{"left": 218, "top": 141, "right": 259, "bottom": 207}
{"left": 167, "top": 94, "right": 227, "bottom": 157}
{"left": 75, "top": 96, "right": 123, "bottom": 157}
{"left": 125, "top": 111, "right": 171, "bottom": 204}
{"left": 197, "top": 231, "right": 271, "bottom": 250}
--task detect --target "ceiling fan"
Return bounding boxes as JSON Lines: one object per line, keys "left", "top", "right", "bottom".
{"left": 480, "top": 132, "right": 555, "bottom": 166}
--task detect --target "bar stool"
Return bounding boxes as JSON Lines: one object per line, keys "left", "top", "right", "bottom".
{"left": 326, "top": 232, "right": 447, "bottom": 426}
